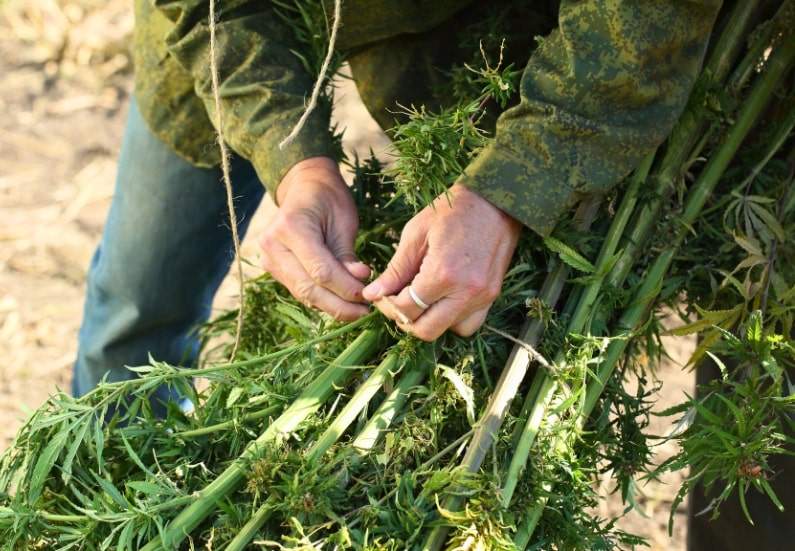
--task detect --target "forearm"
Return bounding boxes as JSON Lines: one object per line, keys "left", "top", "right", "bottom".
{"left": 152, "top": 0, "right": 336, "bottom": 196}
{"left": 460, "top": 0, "right": 723, "bottom": 236}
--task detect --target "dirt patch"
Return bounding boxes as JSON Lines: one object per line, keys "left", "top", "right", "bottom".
{"left": 0, "top": 2, "right": 692, "bottom": 549}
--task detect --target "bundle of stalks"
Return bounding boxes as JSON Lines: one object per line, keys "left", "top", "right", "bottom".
{"left": 1, "top": 1, "right": 794, "bottom": 550}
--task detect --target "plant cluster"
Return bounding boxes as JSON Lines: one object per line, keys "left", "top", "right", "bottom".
{"left": 0, "top": 1, "right": 794, "bottom": 550}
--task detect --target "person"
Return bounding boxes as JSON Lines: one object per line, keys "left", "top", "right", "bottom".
{"left": 73, "top": 1, "right": 792, "bottom": 549}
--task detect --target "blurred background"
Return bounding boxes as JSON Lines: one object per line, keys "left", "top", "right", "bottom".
{"left": 0, "top": 1, "right": 694, "bottom": 548}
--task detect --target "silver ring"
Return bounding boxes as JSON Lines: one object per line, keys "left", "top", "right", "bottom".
{"left": 408, "top": 286, "right": 430, "bottom": 310}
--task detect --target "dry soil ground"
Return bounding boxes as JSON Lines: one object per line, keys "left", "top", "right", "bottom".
{"left": 0, "top": 2, "right": 694, "bottom": 548}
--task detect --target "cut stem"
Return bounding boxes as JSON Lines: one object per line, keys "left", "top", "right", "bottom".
{"left": 351, "top": 353, "right": 432, "bottom": 454}
{"left": 515, "top": 34, "right": 795, "bottom": 549}
{"left": 141, "top": 327, "right": 384, "bottom": 550}
{"left": 175, "top": 404, "right": 282, "bottom": 439}
{"left": 581, "top": 36, "right": 795, "bottom": 421}
{"left": 499, "top": 154, "right": 653, "bottom": 507}
{"left": 420, "top": 199, "right": 601, "bottom": 551}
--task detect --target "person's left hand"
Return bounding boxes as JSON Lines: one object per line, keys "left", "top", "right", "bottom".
{"left": 363, "top": 183, "right": 522, "bottom": 341}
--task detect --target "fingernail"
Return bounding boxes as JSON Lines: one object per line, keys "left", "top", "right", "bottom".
{"left": 363, "top": 281, "right": 383, "bottom": 300}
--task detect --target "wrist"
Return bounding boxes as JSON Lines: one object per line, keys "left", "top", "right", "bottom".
{"left": 450, "top": 183, "right": 522, "bottom": 232}
{"left": 277, "top": 156, "right": 343, "bottom": 204}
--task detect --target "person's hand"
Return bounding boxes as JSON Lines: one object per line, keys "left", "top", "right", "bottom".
{"left": 363, "top": 183, "right": 522, "bottom": 341}
{"left": 259, "top": 156, "right": 370, "bottom": 321}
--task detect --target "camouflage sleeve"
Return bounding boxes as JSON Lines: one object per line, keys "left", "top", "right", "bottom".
{"left": 151, "top": 0, "right": 336, "bottom": 198}
{"left": 458, "top": 0, "right": 722, "bottom": 236}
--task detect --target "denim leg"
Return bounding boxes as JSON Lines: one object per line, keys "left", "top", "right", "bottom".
{"left": 73, "top": 98, "right": 265, "bottom": 397}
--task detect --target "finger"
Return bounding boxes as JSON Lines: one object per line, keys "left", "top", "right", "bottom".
{"left": 389, "top": 261, "right": 457, "bottom": 322}
{"left": 343, "top": 259, "right": 371, "bottom": 281}
{"left": 325, "top": 222, "right": 371, "bottom": 282}
{"left": 282, "top": 225, "right": 367, "bottom": 303}
{"left": 372, "top": 296, "right": 412, "bottom": 326}
{"left": 264, "top": 247, "right": 369, "bottom": 321}
{"left": 397, "top": 297, "right": 470, "bottom": 342}
{"left": 363, "top": 223, "right": 425, "bottom": 302}
{"left": 451, "top": 307, "right": 490, "bottom": 337}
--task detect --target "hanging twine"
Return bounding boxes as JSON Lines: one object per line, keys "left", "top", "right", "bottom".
{"left": 209, "top": 0, "right": 245, "bottom": 360}
{"left": 207, "top": 0, "right": 342, "bottom": 360}
{"left": 278, "top": 0, "right": 342, "bottom": 149}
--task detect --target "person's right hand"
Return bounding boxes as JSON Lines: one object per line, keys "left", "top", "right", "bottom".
{"left": 259, "top": 156, "right": 371, "bottom": 321}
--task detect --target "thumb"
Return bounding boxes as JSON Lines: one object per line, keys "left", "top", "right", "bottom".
{"left": 363, "top": 225, "right": 425, "bottom": 301}
{"left": 327, "top": 222, "right": 371, "bottom": 282}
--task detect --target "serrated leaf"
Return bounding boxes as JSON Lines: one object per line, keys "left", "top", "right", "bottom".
{"left": 121, "top": 433, "right": 155, "bottom": 477}
{"left": 705, "top": 351, "right": 729, "bottom": 381}
{"left": 91, "top": 471, "right": 129, "bottom": 509}
{"left": 718, "top": 270, "right": 750, "bottom": 300}
{"left": 543, "top": 236, "right": 595, "bottom": 274}
{"left": 748, "top": 201, "right": 786, "bottom": 242}
{"left": 226, "top": 387, "right": 245, "bottom": 408}
{"left": 688, "top": 329, "right": 725, "bottom": 368}
{"left": 666, "top": 405, "right": 697, "bottom": 438}
{"left": 733, "top": 233, "right": 763, "bottom": 256}
{"left": 118, "top": 521, "right": 136, "bottom": 551}
{"left": 127, "top": 481, "right": 166, "bottom": 497}
{"left": 746, "top": 310, "right": 763, "bottom": 343}
{"left": 275, "top": 302, "right": 315, "bottom": 330}
{"left": 665, "top": 304, "right": 743, "bottom": 336}
{"left": 760, "top": 478, "right": 785, "bottom": 512}
{"left": 28, "top": 427, "right": 70, "bottom": 503}
{"left": 61, "top": 416, "right": 91, "bottom": 484}
{"left": 745, "top": 194, "right": 776, "bottom": 204}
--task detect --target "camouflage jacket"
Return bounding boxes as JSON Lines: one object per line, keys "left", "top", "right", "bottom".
{"left": 133, "top": 0, "right": 721, "bottom": 236}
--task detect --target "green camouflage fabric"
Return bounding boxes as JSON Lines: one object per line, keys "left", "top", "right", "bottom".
{"left": 134, "top": 0, "right": 722, "bottom": 234}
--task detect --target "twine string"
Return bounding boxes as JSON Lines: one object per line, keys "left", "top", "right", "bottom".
{"left": 209, "top": 0, "right": 245, "bottom": 360}
{"left": 278, "top": 0, "right": 342, "bottom": 149}
{"left": 207, "top": 0, "right": 343, "bottom": 359}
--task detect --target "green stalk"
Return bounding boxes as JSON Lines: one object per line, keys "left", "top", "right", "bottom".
{"left": 515, "top": 35, "right": 795, "bottom": 549}
{"left": 725, "top": 0, "right": 793, "bottom": 95}
{"left": 493, "top": 17, "right": 767, "bottom": 484}
{"left": 602, "top": 0, "right": 763, "bottom": 293}
{"left": 141, "top": 327, "right": 384, "bottom": 550}
{"left": 420, "top": 199, "right": 601, "bottom": 551}
{"left": 705, "top": 0, "right": 763, "bottom": 85}
{"left": 513, "top": 494, "right": 546, "bottom": 549}
{"left": 226, "top": 347, "right": 434, "bottom": 550}
{"left": 738, "top": 98, "right": 795, "bottom": 189}
{"left": 351, "top": 355, "right": 432, "bottom": 454}
{"left": 581, "top": 37, "right": 795, "bottom": 421}
{"left": 229, "top": 347, "right": 436, "bottom": 549}
{"left": 224, "top": 499, "right": 275, "bottom": 551}
{"left": 500, "top": 154, "right": 653, "bottom": 507}
{"left": 175, "top": 404, "right": 282, "bottom": 439}
{"left": 306, "top": 350, "right": 401, "bottom": 462}
{"left": 507, "top": 365, "right": 546, "bottom": 449}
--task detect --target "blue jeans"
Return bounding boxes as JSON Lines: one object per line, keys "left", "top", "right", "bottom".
{"left": 72, "top": 98, "right": 265, "bottom": 397}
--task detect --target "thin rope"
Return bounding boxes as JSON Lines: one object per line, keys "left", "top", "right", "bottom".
{"left": 278, "top": 0, "right": 342, "bottom": 150}
{"left": 209, "top": 0, "right": 245, "bottom": 360}
{"left": 483, "top": 324, "right": 553, "bottom": 371}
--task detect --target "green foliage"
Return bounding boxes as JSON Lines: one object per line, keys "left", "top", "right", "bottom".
{"left": 387, "top": 45, "right": 519, "bottom": 211}
{"left": 1, "top": 4, "right": 794, "bottom": 550}
{"left": 657, "top": 312, "right": 794, "bottom": 531}
{"left": 542, "top": 236, "right": 596, "bottom": 275}
{"left": 387, "top": 100, "right": 488, "bottom": 210}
